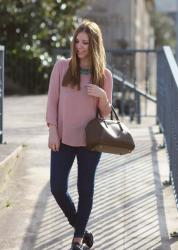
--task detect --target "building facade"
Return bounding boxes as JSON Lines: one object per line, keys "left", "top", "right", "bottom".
{"left": 77, "top": 0, "right": 156, "bottom": 93}
{"left": 78, "top": 0, "right": 155, "bottom": 50}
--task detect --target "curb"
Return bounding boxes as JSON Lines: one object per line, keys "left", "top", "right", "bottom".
{"left": 0, "top": 144, "right": 24, "bottom": 192}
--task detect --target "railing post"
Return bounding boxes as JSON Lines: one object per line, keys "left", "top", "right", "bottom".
{"left": 135, "top": 91, "right": 141, "bottom": 124}
{"left": 120, "top": 72, "right": 125, "bottom": 116}
{"left": 0, "top": 45, "right": 4, "bottom": 144}
{"left": 145, "top": 52, "right": 149, "bottom": 116}
{"left": 133, "top": 64, "right": 141, "bottom": 124}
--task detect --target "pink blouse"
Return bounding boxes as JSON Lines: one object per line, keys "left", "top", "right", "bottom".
{"left": 46, "top": 58, "right": 113, "bottom": 147}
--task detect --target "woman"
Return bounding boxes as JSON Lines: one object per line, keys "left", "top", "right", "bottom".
{"left": 46, "top": 20, "right": 113, "bottom": 250}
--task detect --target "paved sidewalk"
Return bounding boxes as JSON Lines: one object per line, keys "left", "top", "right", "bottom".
{"left": 0, "top": 95, "right": 178, "bottom": 250}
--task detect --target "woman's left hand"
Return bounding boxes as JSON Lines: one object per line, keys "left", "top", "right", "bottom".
{"left": 87, "top": 84, "right": 106, "bottom": 99}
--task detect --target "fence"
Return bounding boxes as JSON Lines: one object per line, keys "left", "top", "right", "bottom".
{"left": 2, "top": 45, "right": 178, "bottom": 209}
{"left": 157, "top": 46, "right": 178, "bottom": 208}
{"left": 4, "top": 47, "right": 157, "bottom": 123}
{"left": 55, "top": 48, "right": 157, "bottom": 123}
{"left": 105, "top": 49, "right": 157, "bottom": 123}
{"left": 0, "top": 45, "right": 4, "bottom": 144}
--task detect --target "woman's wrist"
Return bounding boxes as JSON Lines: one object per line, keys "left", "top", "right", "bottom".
{"left": 49, "top": 123, "right": 57, "bottom": 127}
{"left": 99, "top": 91, "right": 108, "bottom": 105}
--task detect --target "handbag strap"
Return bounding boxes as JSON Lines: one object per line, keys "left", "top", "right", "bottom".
{"left": 111, "top": 105, "right": 120, "bottom": 120}
{"left": 97, "top": 105, "right": 120, "bottom": 121}
{"left": 97, "top": 105, "right": 124, "bottom": 131}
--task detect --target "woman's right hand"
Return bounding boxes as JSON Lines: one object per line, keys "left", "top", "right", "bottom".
{"left": 48, "top": 125, "right": 60, "bottom": 151}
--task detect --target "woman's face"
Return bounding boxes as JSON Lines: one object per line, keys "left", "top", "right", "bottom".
{"left": 75, "top": 32, "right": 89, "bottom": 60}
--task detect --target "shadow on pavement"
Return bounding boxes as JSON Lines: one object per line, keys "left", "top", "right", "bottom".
{"left": 20, "top": 127, "right": 176, "bottom": 250}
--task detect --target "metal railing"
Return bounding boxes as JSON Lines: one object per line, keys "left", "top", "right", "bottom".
{"left": 157, "top": 46, "right": 178, "bottom": 208}
{"left": 105, "top": 49, "right": 157, "bottom": 123}
{"left": 3, "top": 44, "right": 178, "bottom": 213}
{"left": 55, "top": 48, "right": 157, "bottom": 124}
{"left": 0, "top": 45, "right": 4, "bottom": 144}
{"left": 5, "top": 47, "right": 157, "bottom": 124}
{"left": 108, "top": 64, "right": 157, "bottom": 124}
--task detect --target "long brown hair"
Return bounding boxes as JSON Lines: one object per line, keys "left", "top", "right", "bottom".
{"left": 62, "top": 19, "right": 106, "bottom": 90}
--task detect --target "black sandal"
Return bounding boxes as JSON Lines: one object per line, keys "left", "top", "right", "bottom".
{"left": 82, "top": 230, "right": 94, "bottom": 248}
{"left": 170, "top": 231, "right": 178, "bottom": 237}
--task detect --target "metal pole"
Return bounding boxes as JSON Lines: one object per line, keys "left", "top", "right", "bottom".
{"left": 0, "top": 45, "right": 4, "bottom": 144}
{"left": 176, "top": 0, "right": 178, "bottom": 62}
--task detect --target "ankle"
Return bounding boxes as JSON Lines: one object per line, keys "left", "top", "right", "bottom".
{"left": 73, "top": 237, "right": 83, "bottom": 245}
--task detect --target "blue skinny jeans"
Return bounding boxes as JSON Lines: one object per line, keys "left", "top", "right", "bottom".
{"left": 50, "top": 143, "right": 101, "bottom": 238}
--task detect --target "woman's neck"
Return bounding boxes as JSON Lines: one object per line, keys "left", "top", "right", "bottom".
{"left": 80, "top": 58, "right": 90, "bottom": 69}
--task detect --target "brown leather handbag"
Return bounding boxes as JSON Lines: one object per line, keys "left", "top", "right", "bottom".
{"left": 85, "top": 106, "right": 135, "bottom": 155}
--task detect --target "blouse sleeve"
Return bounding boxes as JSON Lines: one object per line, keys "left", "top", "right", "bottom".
{"left": 98, "top": 68, "right": 113, "bottom": 117}
{"left": 46, "top": 61, "right": 60, "bottom": 127}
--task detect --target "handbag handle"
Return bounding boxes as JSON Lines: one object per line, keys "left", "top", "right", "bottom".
{"left": 97, "top": 105, "right": 120, "bottom": 121}
{"left": 111, "top": 105, "right": 120, "bottom": 121}
{"left": 97, "top": 105, "right": 124, "bottom": 132}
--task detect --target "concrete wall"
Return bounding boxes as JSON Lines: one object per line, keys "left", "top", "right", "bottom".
{"left": 78, "top": 0, "right": 155, "bottom": 49}
{"left": 77, "top": 0, "right": 156, "bottom": 92}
